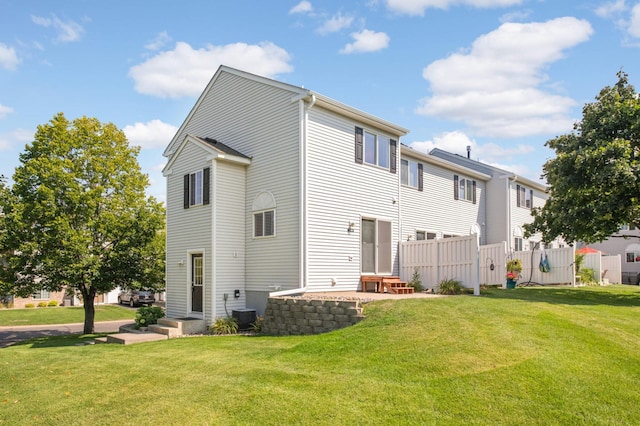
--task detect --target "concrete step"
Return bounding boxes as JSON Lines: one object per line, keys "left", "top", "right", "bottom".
{"left": 157, "top": 318, "right": 182, "bottom": 328}
{"left": 105, "top": 332, "right": 168, "bottom": 345}
{"left": 148, "top": 324, "right": 181, "bottom": 338}
{"left": 94, "top": 337, "right": 109, "bottom": 344}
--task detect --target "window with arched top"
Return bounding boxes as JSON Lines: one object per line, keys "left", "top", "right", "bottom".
{"left": 252, "top": 192, "right": 276, "bottom": 238}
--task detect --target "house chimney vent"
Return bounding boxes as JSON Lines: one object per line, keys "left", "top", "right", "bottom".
{"left": 466, "top": 145, "right": 471, "bottom": 159}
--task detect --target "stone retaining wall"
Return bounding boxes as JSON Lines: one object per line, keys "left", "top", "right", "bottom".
{"left": 262, "top": 297, "right": 365, "bottom": 336}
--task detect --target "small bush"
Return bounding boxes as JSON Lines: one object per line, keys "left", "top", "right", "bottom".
{"left": 408, "top": 267, "right": 424, "bottom": 292}
{"left": 438, "top": 278, "right": 464, "bottom": 295}
{"left": 250, "top": 316, "right": 263, "bottom": 333}
{"left": 134, "top": 306, "right": 165, "bottom": 329}
{"left": 25, "top": 303, "right": 35, "bottom": 308}
{"left": 37, "top": 301, "right": 48, "bottom": 308}
{"left": 578, "top": 267, "right": 597, "bottom": 286}
{"left": 210, "top": 316, "right": 238, "bottom": 335}
{"left": 47, "top": 300, "right": 58, "bottom": 307}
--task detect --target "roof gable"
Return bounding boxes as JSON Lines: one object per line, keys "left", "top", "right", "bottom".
{"left": 162, "top": 134, "right": 251, "bottom": 176}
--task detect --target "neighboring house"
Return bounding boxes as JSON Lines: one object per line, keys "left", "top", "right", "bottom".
{"left": 400, "top": 145, "right": 490, "bottom": 245}
{"left": 428, "top": 148, "right": 558, "bottom": 252}
{"left": 163, "top": 65, "right": 558, "bottom": 321}
{"left": 583, "top": 225, "right": 640, "bottom": 284}
{"left": 4, "top": 289, "right": 66, "bottom": 309}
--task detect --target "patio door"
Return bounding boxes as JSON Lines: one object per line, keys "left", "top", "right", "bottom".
{"left": 361, "top": 218, "right": 392, "bottom": 274}
{"left": 190, "top": 253, "right": 203, "bottom": 313}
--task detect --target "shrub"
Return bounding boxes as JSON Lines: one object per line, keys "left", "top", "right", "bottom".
{"left": 408, "top": 267, "right": 424, "bottom": 292}
{"left": 210, "top": 316, "right": 238, "bottom": 335}
{"left": 438, "top": 278, "right": 464, "bottom": 295}
{"left": 250, "top": 316, "right": 263, "bottom": 333}
{"left": 578, "top": 267, "right": 597, "bottom": 285}
{"left": 47, "top": 300, "right": 58, "bottom": 307}
{"left": 37, "top": 301, "right": 48, "bottom": 308}
{"left": 134, "top": 306, "right": 165, "bottom": 329}
{"left": 25, "top": 303, "right": 35, "bottom": 308}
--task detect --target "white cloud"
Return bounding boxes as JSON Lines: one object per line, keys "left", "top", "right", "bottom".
{"left": 317, "top": 13, "right": 354, "bottom": 34}
{"left": 290, "top": 1, "right": 313, "bottom": 14}
{"left": 340, "top": 29, "right": 390, "bottom": 54}
{"left": 595, "top": 0, "right": 627, "bottom": 19}
{"left": 409, "top": 130, "right": 540, "bottom": 180}
{"left": 417, "top": 17, "right": 593, "bottom": 138}
{"left": 129, "top": 41, "right": 293, "bottom": 98}
{"left": 0, "top": 43, "right": 19, "bottom": 70}
{"left": 123, "top": 119, "right": 178, "bottom": 149}
{"left": 386, "top": 0, "right": 522, "bottom": 16}
{"left": 630, "top": 3, "right": 640, "bottom": 37}
{"left": 0, "top": 104, "right": 14, "bottom": 119}
{"left": 145, "top": 31, "right": 172, "bottom": 51}
{"left": 0, "top": 128, "right": 33, "bottom": 151}
{"left": 31, "top": 14, "right": 84, "bottom": 42}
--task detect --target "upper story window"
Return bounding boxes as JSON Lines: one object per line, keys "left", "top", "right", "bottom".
{"left": 454, "top": 175, "right": 476, "bottom": 203}
{"left": 355, "top": 127, "right": 397, "bottom": 173}
{"left": 183, "top": 167, "right": 210, "bottom": 209}
{"left": 517, "top": 185, "right": 533, "bottom": 209}
{"left": 401, "top": 158, "right": 423, "bottom": 191}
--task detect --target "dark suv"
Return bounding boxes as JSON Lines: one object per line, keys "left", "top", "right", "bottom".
{"left": 118, "top": 289, "right": 155, "bottom": 307}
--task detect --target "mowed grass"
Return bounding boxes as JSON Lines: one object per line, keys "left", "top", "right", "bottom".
{"left": 2, "top": 285, "right": 640, "bottom": 425}
{"left": 0, "top": 305, "right": 135, "bottom": 326}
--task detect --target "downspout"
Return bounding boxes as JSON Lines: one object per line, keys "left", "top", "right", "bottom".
{"left": 297, "top": 93, "right": 315, "bottom": 294}
{"left": 507, "top": 174, "right": 517, "bottom": 253}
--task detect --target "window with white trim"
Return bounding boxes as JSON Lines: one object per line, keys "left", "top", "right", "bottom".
{"left": 626, "top": 244, "right": 640, "bottom": 263}
{"left": 354, "top": 127, "right": 397, "bottom": 173}
{"left": 183, "top": 167, "right": 210, "bottom": 208}
{"left": 254, "top": 210, "right": 275, "bottom": 238}
{"left": 401, "top": 159, "right": 423, "bottom": 190}
{"left": 517, "top": 184, "right": 533, "bottom": 209}
{"left": 514, "top": 237, "right": 523, "bottom": 251}
{"left": 32, "top": 289, "right": 50, "bottom": 300}
{"left": 454, "top": 175, "right": 476, "bottom": 203}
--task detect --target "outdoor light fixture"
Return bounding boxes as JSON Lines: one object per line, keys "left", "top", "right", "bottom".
{"left": 347, "top": 222, "right": 355, "bottom": 233}
{"left": 234, "top": 289, "right": 240, "bottom": 298}
{"left": 178, "top": 260, "right": 185, "bottom": 267}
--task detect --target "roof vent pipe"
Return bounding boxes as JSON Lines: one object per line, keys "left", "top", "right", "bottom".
{"left": 466, "top": 145, "right": 471, "bottom": 159}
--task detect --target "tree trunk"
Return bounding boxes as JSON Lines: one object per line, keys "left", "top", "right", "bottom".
{"left": 82, "top": 289, "right": 96, "bottom": 334}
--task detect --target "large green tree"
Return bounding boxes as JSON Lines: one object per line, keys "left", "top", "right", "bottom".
{"left": 0, "top": 113, "right": 165, "bottom": 333}
{"left": 525, "top": 71, "right": 640, "bottom": 244}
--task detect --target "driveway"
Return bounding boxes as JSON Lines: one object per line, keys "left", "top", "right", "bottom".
{"left": 0, "top": 319, "right": 133, "bottom": 348}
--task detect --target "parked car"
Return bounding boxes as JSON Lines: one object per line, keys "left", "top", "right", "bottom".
{"left": 118, "top": 289, "right": 155, "bottom": 307}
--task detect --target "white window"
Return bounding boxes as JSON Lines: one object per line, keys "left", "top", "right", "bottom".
{"left": 32, "top": 289, "right": 50, "bottom": 300}
{"left": 183, "top": 168, "right": 210, "bottom": 209}
{"left": 514, "top": 238, "right": 523, "bottom": 251}
{"left": 416, "top": 231, "right": 425, "bottom": 240}
{"left": 454, "top": 175, "right": 475, "bottom": 203}
{"left": 254, "top": 210, "right": 275, "bottom": 238}
{"left": 626, "top": 244, "right": 640, "bottom": 263}
{"left": 517, "top": 185, "right": 533, "bottom": 209}
{"left": 364, "top": 131, "right": 390, "bottom": 169}
{"left": 401, "top": 159, "right": 420, "bottom": 188}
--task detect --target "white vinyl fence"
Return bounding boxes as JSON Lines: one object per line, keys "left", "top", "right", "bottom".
{"left": 509, "top": 247, "right": 575, "bottom": 286}
{"left": 400, "top": 235, "right": 479, "bottom": 293}
{"left": 601, "top": 255, "right": 622, "bottom": 284}
{"left": 400, "top": 237, "right": 601, "bottom": 292}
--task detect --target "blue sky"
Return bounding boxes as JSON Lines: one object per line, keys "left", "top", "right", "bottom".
{"left": 1, "top": 0, "right": 639, "bottom": 203}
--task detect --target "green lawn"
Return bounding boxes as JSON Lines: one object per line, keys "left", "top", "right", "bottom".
{"left": 1, "top": 285, "right": 639, "bottom": 425}
{"left": 0, "top": 304, "right": 135, "bottom": 326}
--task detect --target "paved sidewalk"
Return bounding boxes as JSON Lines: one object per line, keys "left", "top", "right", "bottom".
{"left": 0, "top": 319, "right": 134, "bottom": 348}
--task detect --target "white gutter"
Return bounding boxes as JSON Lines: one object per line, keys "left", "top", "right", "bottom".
{"left": 297, "top": 94, "right": 315, "bottom": 292}
{"left": 269, "top": 286, "right": 308, "bottom": 297}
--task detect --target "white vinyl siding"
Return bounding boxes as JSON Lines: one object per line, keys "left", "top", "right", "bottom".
{"left": 306, "top": 107, "right": 401, "bottom": 292}
{"left": 400, "top": 157, "right": 487, "bottom": 245}
{"left": 212, "top": 161, "right": 246, "bottom": 319}
{"left": 168, "top": 71, "right": 300, "bottom": 294}
{"left": 165, "top": 142, "right": 213, "bottom": 319}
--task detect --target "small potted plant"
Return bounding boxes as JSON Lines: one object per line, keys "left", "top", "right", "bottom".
{"left": 506, "top": 258, "right": 522, "bottom": 289}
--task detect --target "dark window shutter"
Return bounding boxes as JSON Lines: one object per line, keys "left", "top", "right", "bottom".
{"left": 472, "top": 180, "right": 477, "bottom": 204}
{"left": 516, "top": 184, "right": 521, "bottom": 207}
{"left": 183, "top": 174, "right": 190, "bottom": 209}
{"left": 203, "top": 167, "right": 210, "bottom": 205}
{"left": 454, "top": 175, "right": 459, "bottom": 200}
{"left": 355, "top": 127, "right": 363, "bottom": 164}
{"left": 390, "top": 139, "right": 397, "bottom": 174}
{"left": 529, "top": 189, "right": 533, "bottom": 209}
{"left": 418, "top": 163, "right": 423, "bottom": 192}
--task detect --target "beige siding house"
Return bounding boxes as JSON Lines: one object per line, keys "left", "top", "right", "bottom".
{"left": 163, "top": 66, "right": 559, "bottom": 321}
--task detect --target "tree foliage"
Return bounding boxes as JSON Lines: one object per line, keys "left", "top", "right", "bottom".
{"left": 525, "top": 71, "right": 640, "bottom": 244}
{"left": 0, "top": 113, "right": 165, "bottom": 333}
